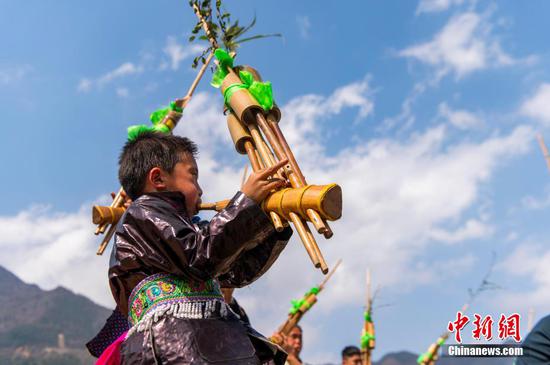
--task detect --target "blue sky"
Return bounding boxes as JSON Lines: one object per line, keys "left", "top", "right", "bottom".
{"left": 3, "top": 0, "right": 550, "bottom": 363}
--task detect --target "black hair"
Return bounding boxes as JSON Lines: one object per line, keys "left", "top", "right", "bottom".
{"left": 118, "top": 132, "right": 198, "bottom": 200}
{"left": 342, "top": 345, "right": 361, "bottom": 358}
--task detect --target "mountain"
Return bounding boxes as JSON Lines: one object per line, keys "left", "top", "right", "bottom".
{"left": 0, "top": 265, "right": 111, "bottom": 364}
{"left": 375, "top": 351, "right": 418, "bottom": 365}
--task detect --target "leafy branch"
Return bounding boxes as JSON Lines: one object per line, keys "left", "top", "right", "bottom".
{"left": 188, "top": 0, "right": 282, "bottom": 68}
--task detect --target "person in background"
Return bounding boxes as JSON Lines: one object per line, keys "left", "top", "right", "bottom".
{"left": 284, "top": 325, "right": 303, "bottom": 365}
{"left": 516, "top": 314, "right": 550, "bottom": 364}
{"left": 341, "top": 345, "right": 362, "bottom": 365}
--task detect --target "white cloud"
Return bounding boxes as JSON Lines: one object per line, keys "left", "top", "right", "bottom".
{"left": 520, "top": 83, "right": 550, "bottom": 126}
{"left": 521, "top": 184, "right": 550, "bottom": 210}
{"left": 400, "top": 12, "right": 531, "bottom": 78}
{"left": 496, "top": 243, "right": 550, "bottom": 314}
{"left": 296, "top": 16, "right": 311, "bottom": 40}
{"left": 428, "top": 218, "right": 493, "bottom": 243}
{"left": 0, "top": 203, "right": 114, "bottom": 308}
{"left": 161, "top": 37, "right": 203, "bottom": 71}
{"left": 77, "top": 62, "right": 143, "bottom": 92}
{"left": 0, "top": 64, "right": 32, "bottom": 85}
{"left": 97, "top": 62, "right": 143, "bottom": 86}
{"left": 416, "top": 0, "right": 466, "bottom": 14}
{"left": 116, "top": 87, "right": 129, "bottom": 98}
{"left": 77, "top": 78, "right": 92, "bottom": 92}
{"left": 438, "top": 102, "right": 482, "bottom": 129}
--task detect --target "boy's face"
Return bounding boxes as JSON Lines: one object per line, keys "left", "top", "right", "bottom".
{"left": 163, "top": 153, "right": 203, "bottom": 217}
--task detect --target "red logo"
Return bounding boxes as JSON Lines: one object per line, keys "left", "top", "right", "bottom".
{"left": 472, "top": 314, "right": 493, "bottom": 340}
{"left": 498, "top": 313, "right": 521, "bottom": 342}
{"left": 448, "top": 311, "right": 470, "bottom": 343}
{"left": 448, "top": 312, "right": 521, "bottom": 343}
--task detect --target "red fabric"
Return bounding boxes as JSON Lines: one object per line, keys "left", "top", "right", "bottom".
{"left": 95, "top": 331, "right": 127, "bottom": 365}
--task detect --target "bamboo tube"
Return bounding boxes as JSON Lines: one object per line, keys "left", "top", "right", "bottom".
{"left": 92, "top": 205, "right": 125, "bottom": 226}
{"left": 306, "top": 227, "right": 327, "bottom": 273}
{"left": 255, "top": 113, "right": 332, "bottom": 236}
{"left": 192, "top": 3, "right": 218, "bottom": 50}
{"left": 266, "top": 113, "right": 334, "bottom": 238}
{"left": 246, "top": 121, "right": 321, "bottom": 267}
{"left": 289, "top": 212, "right": 320, "bottom": 268}
{"left": 227, "top": 113, "right": 253, "bottom": 155}
{"left": 262, "top": 184, "right": 342, "bottom": 221}
{"left": 221, "top": 71, "right": 263, "bottom": 125}
{"left": 244, "top": 142, "right": 261, "bottom": 171}
{"left": 199, "top": 199, "right": 231, "bottom": 211}
{"left": 95, "top": 187, "right": 125, "bottom": 235}
{"left": 275, "top": 259, "right": 341, "bottom": 339}
{"left": 250, "top": 122, "right": 325, "bottom": 269}
{"left": 361, "top": 269, "right": 375, "bottom": 365}
{"left": 232, "top": 63, "right": 335, "bottom": 237}
{"left": 227, "top": 113, "right": 284, "bottom": 231}
{"left": 537, "top": 133, "right": 550, "bottom": 173}
{"left": 199, "top": 184, "right": 340, "bottom": 221}
{"left": 319, "top": 259, "right": 342, "bottom": 289}
{"left": 278, "top": 295, "right": 318, "bottom": 335}
{"left": 97, "top": 223, "right": 117, "bottom": 255}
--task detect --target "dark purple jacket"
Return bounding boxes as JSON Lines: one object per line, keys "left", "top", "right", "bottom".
{"left": 108, "top": 191, "right": 291, "bottom": 364}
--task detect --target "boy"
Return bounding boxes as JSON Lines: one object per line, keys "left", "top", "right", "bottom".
{"left": 110, "top": 132, "right": 292, "bottom": 364}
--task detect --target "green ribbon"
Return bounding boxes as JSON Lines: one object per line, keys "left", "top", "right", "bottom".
{"left": 223, "top": 70, "right": 274, "bottom": 111}
{"left": 127, "top": 124, "right": 170, "bottom": 141}
{"left": 416, "top": 339, "right": 445, "bottom": 364}
{"left": 150, "top": 101, "right": 183, "bottom": 125}
{"left": 288, "top": 287, "right": 320, "bottom": 315}
{"left": 417, "top": 353, "right": 429, "bottom": 364}
{"left": 364, "top": 311, "right": 372, "bottom": 322}
{"left": 211, "top": 48, "right": 234, "bottom": 88}
{"left": 360, "top": 332, "right": 375, "bottom": 349}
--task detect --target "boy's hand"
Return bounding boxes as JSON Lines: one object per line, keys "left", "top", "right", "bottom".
{"left": 111, "top": 191, "right": 132, "bottom": 209}
{"left": 241, "top": 159, "right": 289, "bottom": 204}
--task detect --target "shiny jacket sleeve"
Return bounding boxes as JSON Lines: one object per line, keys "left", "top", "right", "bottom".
{"left": 218, "top": 226, "right": 292, "bottom": 288}
{"left": 112, "top": 191, "right": 276, "bottom": 282}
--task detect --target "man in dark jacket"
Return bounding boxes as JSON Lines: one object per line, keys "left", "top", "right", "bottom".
{"left": 109, "top": 132, "right": 292, "bottom": 364}
{"left": 516, "top": 314, "right": 550, "bottom": 364}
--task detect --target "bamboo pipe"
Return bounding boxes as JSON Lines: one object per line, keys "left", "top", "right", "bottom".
{"left": 266, "top": 113, "right": 334, "bottom": 239}
{"left": 246, "top": 122, "right": 322, "bottom": 269}
{"left": 276, "top": 259, "right": 341, "bottom": 338}
{"left": 244, "top": 142, "right": 261, "bottom": 172}
{"left": 229, "top": 65, "right": 332, "bottom": 237}
{"left": 227, "top": 113, "right": 284, "bottom": 231}
{"left": 537, "top": 133, "right": 550, "bottom": 173}
{"left": 256, "top": 113, "right": 330, "bottom": 236}
{"left": 95, "top": 187, "right": 125, "bottom": 235}
{"left": 192, "top": 3, "right": 219, "bottom": 50}
{"left": 97, "top": 222, "right": 117, "bottom": 255}
{"left": 319, "top": 259, "right": 342, "bottom": 289}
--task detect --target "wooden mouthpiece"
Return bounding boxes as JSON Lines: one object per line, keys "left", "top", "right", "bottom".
{"left": 92, "top": 206, "right": 125, "bottom": 226}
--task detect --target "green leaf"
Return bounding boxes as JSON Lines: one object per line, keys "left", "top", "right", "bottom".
{"left": 236, "top": 33, "right": 283, "bottom": 44}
